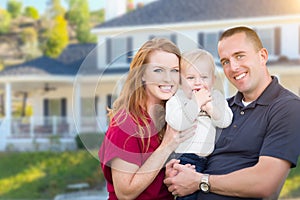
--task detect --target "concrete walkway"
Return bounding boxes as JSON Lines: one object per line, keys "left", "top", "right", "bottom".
{"left": 54, "top": 188, "right": 108, "bottom": 200}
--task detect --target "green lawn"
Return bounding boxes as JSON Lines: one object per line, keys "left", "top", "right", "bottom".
{"left": 0, "top": 150, "right": 299, "bottom": 199}
{"left": 0, "top": 150, "right": 104, "bottom": 199}
{"left": 281, "top": 158, "right": 300, "bottom": 198}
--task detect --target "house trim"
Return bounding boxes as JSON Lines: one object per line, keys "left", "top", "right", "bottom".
{"left": 91, "top": 15, "right": 300, "bottom": 34}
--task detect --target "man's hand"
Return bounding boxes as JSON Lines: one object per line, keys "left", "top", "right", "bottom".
{"left": 165, "top": 159, "right": 180, "bottom": 182}
{"left": 164, "top": 160, "right": 201, "bottom": 196}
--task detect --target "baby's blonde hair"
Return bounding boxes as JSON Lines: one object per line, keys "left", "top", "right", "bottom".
{"left": 181, "top": 49, "right": 216, "bottom": 76}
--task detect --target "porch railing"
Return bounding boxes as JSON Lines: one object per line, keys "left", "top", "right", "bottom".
{"left": 7, "top": 116, "right": 103, "bottom": 139}
{"left": 0, "top": 116, "right": 105, "bottom": 151}
{"left": 10, "top": 116, "right": 73, "bottom": 138}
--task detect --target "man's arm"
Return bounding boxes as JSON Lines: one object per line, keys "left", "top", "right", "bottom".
{"left": 164, "top": 156, "right": 290, "bottom": 198}
{"left": 209, "top": 156, "right": 290, "bottom": 198}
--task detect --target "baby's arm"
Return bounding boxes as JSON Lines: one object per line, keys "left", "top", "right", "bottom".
{"left": 166, "top": 91, "right": 199, "bottom": 131}
{"left": 208, "top": 90, "right": 233, "bottom": 128}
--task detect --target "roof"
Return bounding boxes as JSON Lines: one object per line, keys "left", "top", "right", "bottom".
{"left": 0, "top": 43, "right": 129, "bottom": 77}
{"left": 0, "top": 44, "right": 98, "bottom": 77}
{"left": 58, "top": 43, "right": 97, "bottom": 65}
{"left": 96, "top": 0, "right": 300, "bottom": 28}
{"left": 0, "top": 56, "right": 68, "bottom": 76}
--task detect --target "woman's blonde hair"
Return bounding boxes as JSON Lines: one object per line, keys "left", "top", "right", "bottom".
{"left": 108, "top": 37, "right": 181, "bottom": 151}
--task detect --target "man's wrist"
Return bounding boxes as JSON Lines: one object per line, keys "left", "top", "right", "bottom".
{"left": 199, "top": 174, "right": 210, "bottom": 193}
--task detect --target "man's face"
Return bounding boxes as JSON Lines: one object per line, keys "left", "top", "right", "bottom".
{"left": 218, "top": 32, "right": 268, "bottom": 100}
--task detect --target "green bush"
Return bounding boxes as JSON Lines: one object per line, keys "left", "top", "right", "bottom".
{"left": 75, "top": 132, "right": 104, "bottom": 150}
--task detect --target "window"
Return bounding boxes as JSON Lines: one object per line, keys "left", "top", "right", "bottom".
{"left": 49, "top": 99, "right": 61, "bottom": 116}
{"left": 106, "top": 94, "right": 117, "bottom": 111}
{"left": 149, "top": 34, "right": 177, "bottom": 44}
{"left": 81, "top": 97, "right": 98, "bottom": 117}
{"left": 198, "top": 32, "right": 218, "bottom": 58}
{"left": 43, "top": 98, "right": 66, "bottom": 117}
{"left": 204, "top": 33, "right": 218, "bottom": 58}
{"left": 257, "top": 28, "right": 281, "bottom": 56}
{"left": 106, "top": 37, "right": 133, "bottom": 65}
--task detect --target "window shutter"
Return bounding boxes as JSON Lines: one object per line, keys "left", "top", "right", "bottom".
{"left": 149, "top": 35, "right": 155, "bottom": 40}
{"left": 106, "top": 38, "right": 112, "bottom": 64}
{"left": 274, "top": 27, "right": 281, "bottom": 56}
{"left": 171, "top": 34, "right": 177, "bottom": 44}
{"left": 61, "top": 98, "right": 66, "bottom": 117}
{"left": 95, "top": 96, "right": 98, "bottom": 115}
{"left": 198, "top": 33, "right": 204, "bottom": 48}
{"left": 299, "top": 26, "right": 300, "bottom": 54}
{"left": 107, "top": 94, "right": 112, "bottom": 112}
{"left": 127, "top": 37, "right": 133, "bottom": 63}
{"left": 43, "top": 99, "right": 49, "bottom": 117}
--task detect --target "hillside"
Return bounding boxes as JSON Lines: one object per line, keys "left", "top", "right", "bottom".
{"left": 0, "top": 9, "right": 104, "bottom": 69}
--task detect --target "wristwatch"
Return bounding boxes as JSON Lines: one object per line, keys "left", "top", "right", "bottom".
{"left": 199, "top": 174, "right": 210, "bottom": 193}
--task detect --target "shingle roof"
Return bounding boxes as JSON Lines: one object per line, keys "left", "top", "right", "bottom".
{"left": 58, "top": 43, "right": 97, "bottom": 65}
{"left": 0, "top": 43, "right": 129, "bottom": 76}
{"left": 0, "top": 56, "right": 68, "bottom": 76}
{"left": 96, "top": 0, "right": 300, "bottom": 28}
{"left": 0, "top": 44, "right": 99, "bottom": 76}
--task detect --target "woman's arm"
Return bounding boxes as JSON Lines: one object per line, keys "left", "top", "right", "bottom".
{"left": 111, "top": 125, "right": 194, "bottom": 200}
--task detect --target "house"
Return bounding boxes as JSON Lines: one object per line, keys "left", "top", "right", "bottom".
{"left": 0, "top": 44, "right": 108, "bottom": 151}
{"left": 0, "top": 0, "right": 300, "bottom": 151}
{"left": 92, "top": 0, "right": 300, "bottom": 96}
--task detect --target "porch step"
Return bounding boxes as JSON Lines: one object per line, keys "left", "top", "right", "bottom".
{"left": 67, "top": 182, "right": 90, "bottom": 191}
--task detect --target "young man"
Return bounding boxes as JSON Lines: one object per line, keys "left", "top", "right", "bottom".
{"left": 164, "top": 26, "right": 300, "bottom": 200}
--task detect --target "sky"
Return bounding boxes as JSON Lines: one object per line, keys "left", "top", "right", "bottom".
{"left": 0, "top": 0, "right": 157, "bottom": 13}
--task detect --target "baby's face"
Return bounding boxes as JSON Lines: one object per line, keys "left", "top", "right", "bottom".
{"left": 181, "top": 59, "right": 214, "bottom": 98}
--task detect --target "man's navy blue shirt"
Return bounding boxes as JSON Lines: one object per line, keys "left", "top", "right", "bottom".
{"left": 197, "top": 77, "right": 300, "bottom": 200}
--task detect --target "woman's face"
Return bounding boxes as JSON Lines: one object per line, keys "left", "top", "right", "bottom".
{"left": 142, "top": 50, "right": 180, "bottom": 105}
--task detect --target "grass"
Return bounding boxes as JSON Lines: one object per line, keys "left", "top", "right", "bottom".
{"left": 280, "top": 158, "right": 300, "bottom": 198}
{"left": 0, "top": 150, "right": 104, "bottom": 200}
{"left": 0, "top": 150, "right": 299, "bottom": 199}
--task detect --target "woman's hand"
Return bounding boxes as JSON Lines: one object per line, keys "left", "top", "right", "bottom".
{"left": 164, "top": 162, "right": 201, "bottom": 197}
{"left": 161, "top": 125, "right": 195, "bottom": 151}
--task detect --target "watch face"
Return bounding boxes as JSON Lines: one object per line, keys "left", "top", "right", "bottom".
{"left": 200, "top": 183, "right": 209, "bottom": 193}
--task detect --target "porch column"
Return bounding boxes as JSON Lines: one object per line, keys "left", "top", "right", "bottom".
{"left": 74, "top": 82, "right": 82, "bottom": 133}
{"left": 0, "top": 82, "right": 11, "bottom": 151}
{"left": 5, "top": 82, "right": 12, "bottom": 136}
{"left": 223, "top": 78, "right": 230, "bottom": 98}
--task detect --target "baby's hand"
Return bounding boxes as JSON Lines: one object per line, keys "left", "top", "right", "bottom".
{"left": 193, "top": 89, "right": 212, "bottom": 108}
{"left": 201, "top": 100, "right": 213, "bottom": 115}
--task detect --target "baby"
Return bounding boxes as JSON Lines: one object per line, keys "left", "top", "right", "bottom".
{"left": 166, "top": 49, "right": 233, "bottom": 200}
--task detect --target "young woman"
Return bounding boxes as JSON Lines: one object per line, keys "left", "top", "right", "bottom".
{"left": 99, "top": 38, "right": 194, "bottom": 200}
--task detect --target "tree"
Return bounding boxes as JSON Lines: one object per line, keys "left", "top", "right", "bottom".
{"left": 46, "top": 0, "right": 65, "bottom": 19}
{"left": 41, "top": 0, "right": 68, "bottom": 57}
{"left": 0, "top": 8, "right": 11, "bottom": 34}
{"left": 66, "top": 0, "right": 96, "bottom": 43}
{"left": 24, "top": 6, "right": 39, "bottom": 20}
{"left": 43, "top": 15, "right": 69, "bottom": 58}
{"left": 7, "top": 0, "right": 22, "bottom": 18}
{"left": 21, "top": 27, "right": 42, "bottom": 60}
